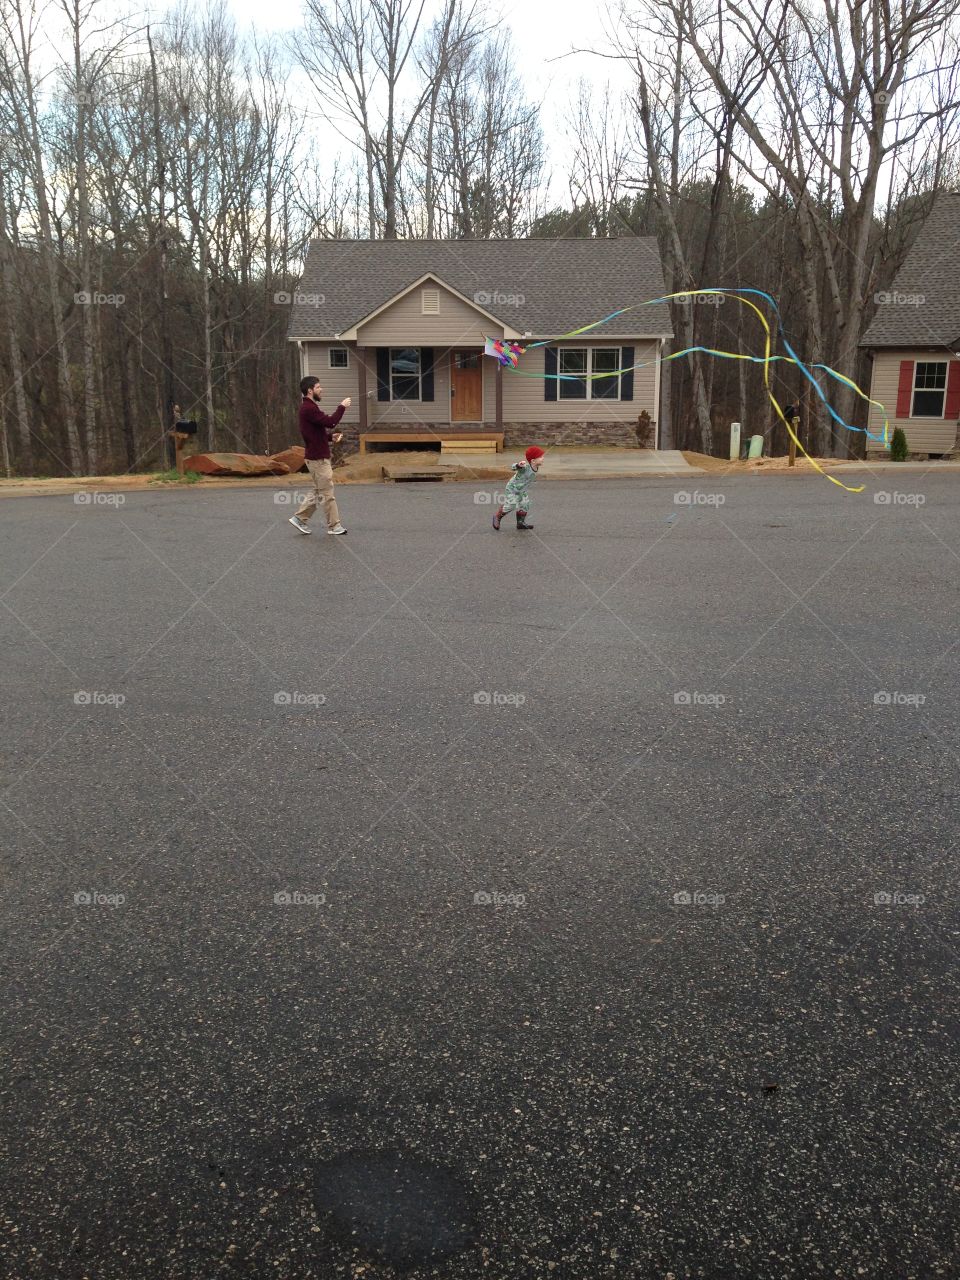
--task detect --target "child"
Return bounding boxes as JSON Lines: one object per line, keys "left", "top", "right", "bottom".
{"left": 492, "top": 446, "right": 545, "bottom": 530}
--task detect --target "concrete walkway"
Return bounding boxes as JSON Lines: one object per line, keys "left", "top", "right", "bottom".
{"left": 438, "top": 448, "right": 704, "bottom": 478}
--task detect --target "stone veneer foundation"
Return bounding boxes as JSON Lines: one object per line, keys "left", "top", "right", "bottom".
{"left": 332, "top": 422, "right": 654, "bottom": 457}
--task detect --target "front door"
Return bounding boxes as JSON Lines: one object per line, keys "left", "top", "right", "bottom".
{"left": 451, "top": 350, "right": 482, "bottom": 421}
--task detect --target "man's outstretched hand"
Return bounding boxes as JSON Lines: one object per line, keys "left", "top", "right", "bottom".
{"left": 340, "top": 397, "right": 352, "bottom": 408}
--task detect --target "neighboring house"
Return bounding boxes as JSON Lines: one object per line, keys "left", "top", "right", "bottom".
{"left": 286, "top": 239, "right": 674, "bottom": 450}
{"left": 860, "top": 192, "right": 960, "bottom": 456}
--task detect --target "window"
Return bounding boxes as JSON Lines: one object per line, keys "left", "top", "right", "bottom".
{"left": 558, "top": 348, "right": 587, "bottom": 399}
{"left": 390, "top": 347, "right": 421, "bottom": 400}
{"left": 591, "top": 348, "right": 622, "bottom": 400}
{"left": 422, "top": 288, "right": 440, "bottom": 314}
{"left": 329, "top": 347, "right": 348, "bottom": 369}
{"left": 912, "top": 362, "right": 947, "bottom": 417}
{"left": 558, "top": 347, "right": 622, "bottom": 400}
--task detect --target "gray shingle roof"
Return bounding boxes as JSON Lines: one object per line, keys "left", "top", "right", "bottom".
{"left": 860, "top": 192, "right": 960, "bottom": 349}
{"left": 287, "top": 238, "right": 674, "bottom": 340}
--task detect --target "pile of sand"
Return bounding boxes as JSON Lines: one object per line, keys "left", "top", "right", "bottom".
{"left": 682, "top": 451, "right": 849, "bottom": 473}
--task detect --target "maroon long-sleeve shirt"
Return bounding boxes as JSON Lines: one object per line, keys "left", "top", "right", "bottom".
{"left": 298, "top": 397, "right": 345, "bottom": 461}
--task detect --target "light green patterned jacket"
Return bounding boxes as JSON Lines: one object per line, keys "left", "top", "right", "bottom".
{"left": 502, "top": 460, "right": 537, "bottom": 511}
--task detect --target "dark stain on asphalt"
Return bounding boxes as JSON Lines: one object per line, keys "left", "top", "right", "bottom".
{"left": 311, "top": 1149, "right": 477, "bottom": 1267}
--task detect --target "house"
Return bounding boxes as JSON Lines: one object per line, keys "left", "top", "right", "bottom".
{"left": 860, "top": 192, "right": 960, "bottom": 456}
{"left": 286, "top": 239, "right": 673, "bottom": 452}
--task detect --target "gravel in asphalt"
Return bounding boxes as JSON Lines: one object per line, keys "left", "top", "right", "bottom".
{"left": 1, "top": 475, "right": 958, "bottom": 1278}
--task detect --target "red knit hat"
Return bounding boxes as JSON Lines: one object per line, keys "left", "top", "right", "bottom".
{"left": 525, "top": 446, "right": 545, "bottom": 462}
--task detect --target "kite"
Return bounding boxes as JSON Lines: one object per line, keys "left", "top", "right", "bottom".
{"left": 484, "top": 288, "right": 890, "bottom": 494}
{"left": 484, "top": 336, "right": 526, "bottom": 368}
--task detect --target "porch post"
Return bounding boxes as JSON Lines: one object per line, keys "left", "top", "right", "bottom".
{"left": 495, "top": 359, "right": 503, "bottom": 431}
{"left": 356, "top": 346, "right": 368, "bottom": 432}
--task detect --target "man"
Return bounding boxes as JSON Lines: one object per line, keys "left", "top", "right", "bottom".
{"left": 288, "top": 377, "right": 351, "bottom": 536}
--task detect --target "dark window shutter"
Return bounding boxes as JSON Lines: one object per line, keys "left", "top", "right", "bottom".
{"left": 896, "top": 359, "right": 914, "bottom": 418}
{"left": 421, "top": 348, "right": 434, "bottom": 402}
{"left": 945, "top": 359, "right": 960, "bottom": 419}
{"left": 544, "top": 346, "right": 557, "bottom": 402}
{"left": 377, "top": 348, "right": 390, "bottom": 401}
{"left": 620, "top": 346, "right": 635, "bottom": 401}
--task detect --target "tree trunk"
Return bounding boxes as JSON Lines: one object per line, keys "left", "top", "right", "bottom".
{"left": 0, "top": 202, "right": 32, "bottom": 469}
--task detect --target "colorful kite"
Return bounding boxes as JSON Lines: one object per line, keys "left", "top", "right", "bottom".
{"left": 483, "top": 337, "right": 526, "bottom": 368}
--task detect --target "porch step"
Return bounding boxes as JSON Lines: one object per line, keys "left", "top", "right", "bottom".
{"left": 441, "top": 439, "right": 498, "bottom": 454}
{"left": 382, "top": 465, "right": 458, "bottom": 482}
{"left": 360, "top": 431, "right": 504, "bottom": 455}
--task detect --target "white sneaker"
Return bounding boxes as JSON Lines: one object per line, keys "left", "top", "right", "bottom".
{"left": 288, "top": 515, "right": 312, "bottom": 534}
{"left": 327, "top": 523, "right": 348, "bottom": 536}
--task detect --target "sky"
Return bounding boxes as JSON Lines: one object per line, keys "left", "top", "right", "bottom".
{"left": 223, "top": 0, "right": 635, "bottom": 207}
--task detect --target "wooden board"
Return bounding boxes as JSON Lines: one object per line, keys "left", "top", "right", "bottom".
{"left": 441, "top": 440, "right": 498, "bottom": 453}
{"left": 360, "top": 431, "right": 503, "bottom": 455}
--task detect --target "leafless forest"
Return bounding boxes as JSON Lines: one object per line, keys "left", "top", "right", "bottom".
{"left": 1, "top": 0, "right": 958, "bottom": 475}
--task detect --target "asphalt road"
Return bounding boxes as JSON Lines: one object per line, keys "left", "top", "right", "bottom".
{"left": 2, "top": 474, "right": 958, "bottom": 1279}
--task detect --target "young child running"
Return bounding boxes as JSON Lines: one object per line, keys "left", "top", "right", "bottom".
{"left": 492, "top": 446, "right": 545, "bottom": 531}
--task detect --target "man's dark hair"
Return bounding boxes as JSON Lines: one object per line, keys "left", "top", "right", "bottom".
{"left": 300, "top": 375, "right": 319, "bottom": 396}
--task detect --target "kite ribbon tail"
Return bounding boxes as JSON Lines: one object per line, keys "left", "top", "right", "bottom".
{"left": 525, "top": 306, "right": 640, "bottom": 349}
{"left": 654, "top": 289, "right": 866, "bottom": 494}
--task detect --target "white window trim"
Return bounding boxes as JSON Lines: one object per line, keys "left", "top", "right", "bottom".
{"left": 558, "top": 346, "right": 623, "bottom": 401}
{"left": 390, "top": 347, "right": 422, "bottom": 401}
{"left": 329, "top": 346, "right": 349, "bottom": 369}
{"left": 911, "top": 360, "right": 947, "bottom": 419}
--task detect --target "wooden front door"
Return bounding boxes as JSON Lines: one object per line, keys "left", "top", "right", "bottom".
{"left": 451, "top": 350, "right": 482, "bottom": 421}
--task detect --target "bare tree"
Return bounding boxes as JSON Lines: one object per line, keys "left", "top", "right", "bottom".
{"left": 0, "top": 129, "right": 33, "bottom": 471}
{"left": 417, "top": 28, "right": 545, "bottom": 237}
{"left": 0, "top": 0, "right": 84, "bottom": 472}
{"left": 567, "top": 82, "right": 630, "bottom": 235}
{"left": 301, "top": 0, "right": 419, "bottom": 237}
{"left": 673, "top": 0, "right": 960, "bottom": 451}
{"left": 621, "top": 16, "right": 717, "bottom": 451}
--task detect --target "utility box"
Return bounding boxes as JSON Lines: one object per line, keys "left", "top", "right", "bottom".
{"left": 729, "top": 422, "right": 741, "bottom": 461}
{"left": 748, "top": 434, "right": 764, "bottom": 459}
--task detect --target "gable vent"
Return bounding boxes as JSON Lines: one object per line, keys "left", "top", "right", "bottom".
{"left": 422, "top": 288, "right": 440, "bottom": 314}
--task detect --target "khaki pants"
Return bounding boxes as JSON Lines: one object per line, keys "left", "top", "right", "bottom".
{"left": 296, "top": 459, "right": 340, "bottom": 528}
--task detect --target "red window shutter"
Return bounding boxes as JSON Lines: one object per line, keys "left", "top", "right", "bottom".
{"left": 945, "top": 360, "right": 960, "bottom": 420}
{"left": 896, "top": 360, "right": 914, "bottom": 418}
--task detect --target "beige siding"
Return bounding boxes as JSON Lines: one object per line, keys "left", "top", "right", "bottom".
{"left": 368, "top": 347, "right": 452, "bottom": 426}
{"left": 482, "top": 358, "right": 497, "bottom": 424}
{"left": 499, "top": 340, "right": 659, "bottom": 423}
{"left": 866, "top": 349, "right": 959, "bottom": 453}
{"left": 303, "top": 337, "right": 660, "bottom": 429}
{"left": 356, "top": 281, "right": 504, "bottom": 346}
{"left": 303, "top": 343, "right": 361, "bottom": 425}
{"left": 305, "top": 340, "right": 456, "bottom": 426}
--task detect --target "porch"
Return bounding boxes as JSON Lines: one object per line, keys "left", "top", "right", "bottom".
{"left": 356, "top": 345, "right": 505, "bottom": 432}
